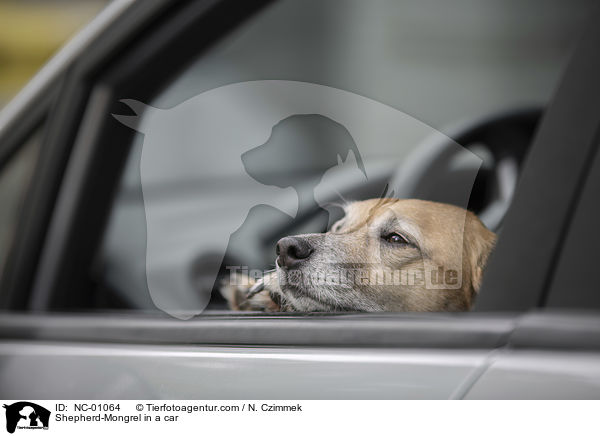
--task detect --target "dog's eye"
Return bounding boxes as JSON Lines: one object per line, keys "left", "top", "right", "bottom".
{"left": 383, "top": 232, "right": 409, "bottom": 244}
{"left": 331, "top": 221, "right": 344, "bottom": 233}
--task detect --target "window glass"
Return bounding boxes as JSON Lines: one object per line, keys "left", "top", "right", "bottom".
{"left": 94, "top": 0, "right": 593, "bottom": 316}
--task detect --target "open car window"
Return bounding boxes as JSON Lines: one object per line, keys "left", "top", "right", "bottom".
{"left": 77, "top": 0, "right": 593, "bottom": 316}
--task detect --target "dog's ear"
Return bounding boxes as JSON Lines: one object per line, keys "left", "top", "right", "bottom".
{"left": 466, "top": 216, "right": 497, "bottom": 294}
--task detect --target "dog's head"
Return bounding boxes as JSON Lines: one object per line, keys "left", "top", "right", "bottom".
{"left": 272, "top": 198, "right": 496, "bottom": 312}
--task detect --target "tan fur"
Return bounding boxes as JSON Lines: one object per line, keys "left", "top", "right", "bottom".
{"left": 221, "top": 199, "right": 496, "bottom": 312}
{"left": 220, "top": 272, "right": 281, "bottom": 311}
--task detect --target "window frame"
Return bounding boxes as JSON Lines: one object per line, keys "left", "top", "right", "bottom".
{"left": 0, "top": 86, "right": 56, "bottom": 310}
{"left": 474, "top": 11, "right": 600, "bottom": 311}
{"left": 0, "top": 0, "right": 213, "bottom": 310}
{"left": 24, "top": 0, "right": 274, "bottom": 311}
{"left": 543, "top": 134, "right": 600, "bottom": 309}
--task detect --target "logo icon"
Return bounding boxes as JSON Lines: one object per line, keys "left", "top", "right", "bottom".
{"left": 112, "top": 80, "right": 481, "bottom": 318}
{"left": 3, "top": 402, "right": 50, "bottom": 434}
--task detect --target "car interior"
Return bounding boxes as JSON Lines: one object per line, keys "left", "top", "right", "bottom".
{"left": 0, "top": 0, "right": 597, "bottom": 318}
{"left": 87, "top": 0, "right": 563, "bottom": 314}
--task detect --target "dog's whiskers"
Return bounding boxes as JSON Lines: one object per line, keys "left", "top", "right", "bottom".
{"left": 245, "top": 268, "right": 276, "bottom": 299}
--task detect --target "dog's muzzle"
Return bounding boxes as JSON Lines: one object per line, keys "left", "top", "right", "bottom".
{"left": 276, "top": 236, "right": 314, "bottom": 268}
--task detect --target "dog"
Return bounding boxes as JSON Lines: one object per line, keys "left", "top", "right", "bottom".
{"left": 221, "top": 198, "right": 496, "bottom": 312}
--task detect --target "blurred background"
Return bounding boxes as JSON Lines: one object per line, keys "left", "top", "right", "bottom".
{"left": 0, "top": 0, "right": 107, "bottom": 280}
{"left": 0, "top": 0, "right": 107, "bottom": 107}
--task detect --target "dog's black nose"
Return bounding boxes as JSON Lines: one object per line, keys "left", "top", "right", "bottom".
{"left": 276, "top": 236, "right": 313, "bottom": 268}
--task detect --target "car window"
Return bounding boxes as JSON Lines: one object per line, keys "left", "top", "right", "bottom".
{"left": 91, "top": 0, "right": 593, "bottom": 316}
{"left": 0, "top": 126, "right": 43, "bottom": 283}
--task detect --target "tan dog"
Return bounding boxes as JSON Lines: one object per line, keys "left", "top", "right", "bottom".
{"left": 221, "top": 198, "right": 496, "bottom": 312}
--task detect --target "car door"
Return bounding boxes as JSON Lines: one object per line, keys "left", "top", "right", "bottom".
{"left": 465, "top": 31, "right": 600, "bottom": 396}
{"left": 0, "top": 0, "right": 599, "bottom": 400}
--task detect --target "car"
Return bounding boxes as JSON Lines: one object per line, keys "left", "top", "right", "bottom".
{"left": 0, "top": 0, "right": 599, "bottom": 399}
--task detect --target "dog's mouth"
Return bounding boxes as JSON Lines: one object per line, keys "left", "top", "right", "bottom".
{"left": 275, "top": 266, "right": 360, "bottom": 312}
{"left": 295, "top": 291, "right": 358, "bottom": 312}
{"left": 246, "top": 265, "right": 360, "bottom": 312}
